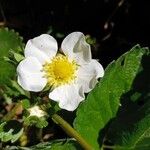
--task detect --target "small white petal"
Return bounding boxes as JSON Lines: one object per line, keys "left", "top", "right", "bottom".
{"left": 49, "top": 84, "right": 84, "bottom": 111}
{"left": 77, "top": 59, "right": 104, "bottom": 93}
{"left": 25, "top": 34, "right": 58, "bottom": 64}
{"left": 28, "top": 106, "right": 46, "bottom": 118}
{"left": 17, "top": 57, "right": 47, "bottom": 92}
{"left": 61, "top": 32, "right": 91, "bottom": 64}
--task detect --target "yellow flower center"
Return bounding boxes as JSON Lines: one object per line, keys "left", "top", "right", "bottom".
{"left": 43, "top": 54, "right": 78, "bottom": 87}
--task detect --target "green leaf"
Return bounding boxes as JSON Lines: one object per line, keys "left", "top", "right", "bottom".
{"left": 0, "top": 27, "right": 24, "bottom": 57}
{"left": 49, "top": 140, "right": 81, "bottom": 150}
{"left": 105, "top": 50, "right": 150, "bottom": 149}
{"left": 14, "top": 52, "right": 25, "bottom": 62}
{"left": 24, "top": 116, "right": 48, "bottom": 128}
{"left": 0, "top": 28, "right": 24, "bottom": 85}
{"left": 1, "top": 80, "right": 30, "bottom": 104}
{"left": 5, "top": 139, "right": 82, "bottom": 150}
{"left": 134, "top": 137, "right": 150, "bottom": 150}
{"left": 22, "top": 99, "right": 31, "bottom": 109}
{"left": 0, "top": 121, "right": 23, "bottom": 143}
{"left": 107, "top": 101, "right": 150, "bottom": 150}
{"left": 10, "top": 80, "right": 30, "bottom": 97}
{"left": 29, "top": 139, "right": 81, "bottom": 150}
{"left": 0, "top": 60, "right": 15, "bottom": 85}
{"left": 11, "top": 128, "right": 24, "bottom": 143}
{"left": 74, "top": 45, "right": 149, "bottom": 149}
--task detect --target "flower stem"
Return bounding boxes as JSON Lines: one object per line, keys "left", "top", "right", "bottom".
{"left": 102, "top": 144, "right": 116, "bottom": 149}
{"left": 2, "top": 102, "right": 22, "bottom": 121}
{"left": 52, "top": 113, "right": 93, "bottom": 150}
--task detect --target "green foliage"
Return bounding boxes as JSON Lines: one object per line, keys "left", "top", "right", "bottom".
{"left": 5, "top": 139, "right": 81, "bottom": 150}
{"left": 105, "top": 49, "right": 150, "bottom": 149}
{"left": 0, "top": 28, "right": 24, "bottom": 86}
{"left": 22, "top": 99, "right": 31, "bottom": 109}
{"left": 50, "top": 141, "right": 81, "bottom": 150}
{"left": 0, "top": 121, "right": 23, "bottom": 143}
{"left": 0, "top": 60, "right": 15, "bottom": 85}
{"left": 74, "top": 45, "right": 149, "bottom": 149}
{"left": 10, "top": 80, "right": 30, "bottom": 97}
{"left": 107, "top": 102, "right": 150, "bottom": 150}
{"left": 0, "top": 28, "right": 24, "bottom": 57}
{"left": 13, "top": 52, "right": 25, "bottom": 62}
{"left": 24, "top": 116, "right": 48, "bottom": 128}
{"left": 134, "top": 137, "right": 150, "bottom": 150}
{"left": 85, "top": 34, "right": 96, "bottom": 45}
{"left": 31, "top": 139, "right": 81, "bottom": 150}
{"left": 1, "top": 81, "right": 30, "bottom": 104}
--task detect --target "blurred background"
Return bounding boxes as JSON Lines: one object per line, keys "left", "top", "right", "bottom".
{"left": 0, "top": 0, "right": 150, "bottom": 67}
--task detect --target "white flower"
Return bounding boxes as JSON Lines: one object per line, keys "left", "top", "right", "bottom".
{"left": 28, "top": 106, "right": 46, "bottom": 118}
{"left": 17, "top": 32, "right": 104, "bottom": 111}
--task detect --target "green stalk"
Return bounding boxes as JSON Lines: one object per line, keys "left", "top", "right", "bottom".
{"left": 52, "top": 113, "right": 93, "bottom": 150}
{"left": 2, "top": 102, "right": 22, "bottom": 121}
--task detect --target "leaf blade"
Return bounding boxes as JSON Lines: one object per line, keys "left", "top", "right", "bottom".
{"left": 74, "top": 45, "right": 149, "bottom": 149}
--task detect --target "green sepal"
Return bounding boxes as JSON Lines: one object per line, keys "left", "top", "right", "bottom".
{"left": 24, "top": 116, "right": 48, "bottom": 128}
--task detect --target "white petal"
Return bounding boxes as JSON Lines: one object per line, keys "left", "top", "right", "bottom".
{"left": 61, "top": 32, "right": 91, "bottom": 64}
{"left": 28, "top": 106, "right": 46, "bottom": 117}
{"left": 17, "top": 57, "right": 47, "bottom": 92}
{"left": 49, "top": 84, "right": 85, "bottom": 111}
{"left": 25, "top": 34, "right": 58, "bottom": 64}
{"left": 77, "top": 59, "right": 104, "bottom": 93}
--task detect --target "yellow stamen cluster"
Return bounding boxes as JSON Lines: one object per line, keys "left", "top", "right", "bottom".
{"left": 43, "top": 54, "right": 78, "bottom": 87}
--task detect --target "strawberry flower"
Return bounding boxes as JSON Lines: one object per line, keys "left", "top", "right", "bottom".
{"left": 17, "top": 32, "right": 104, "bottom": 111}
